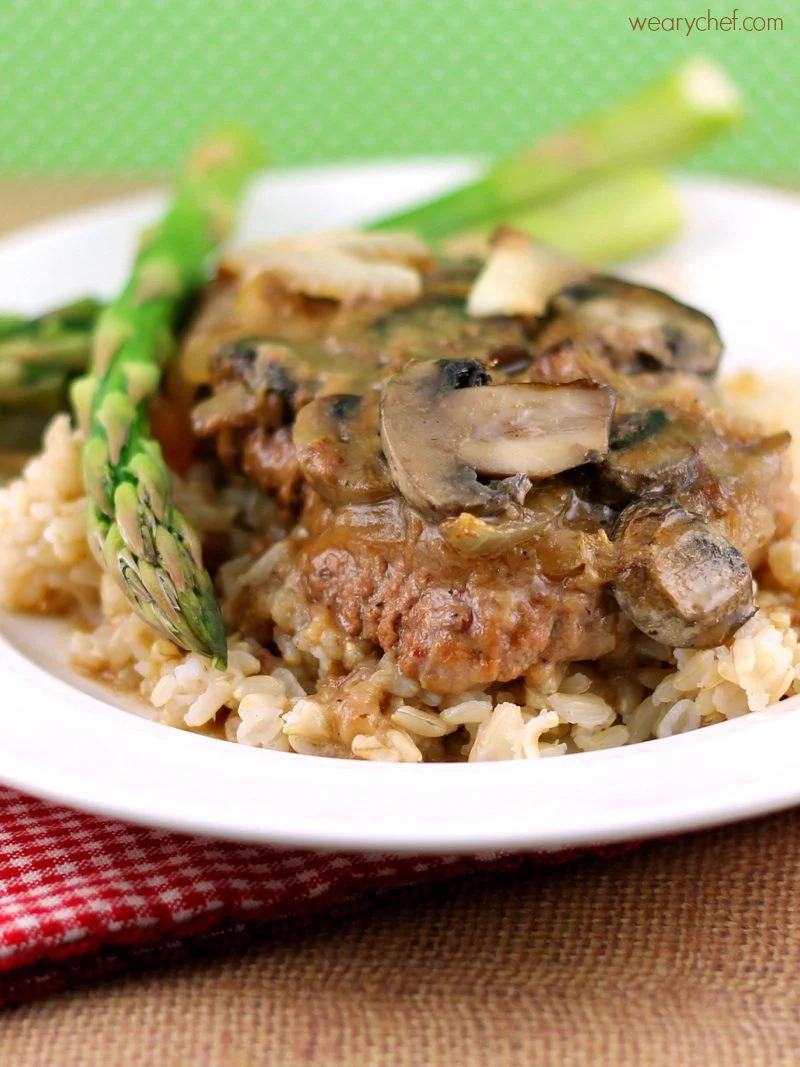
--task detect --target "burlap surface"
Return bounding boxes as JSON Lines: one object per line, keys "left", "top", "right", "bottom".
{"left": 1, "top": 812, "right": 798, "bottom": 1066}
{"left": 1, "top": 181, "right": 799, "bottom": 1066}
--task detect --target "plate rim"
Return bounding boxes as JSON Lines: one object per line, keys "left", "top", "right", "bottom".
{"left": 2, "top": 621, "right": 800, "bottom": 853}
{"left": 1, "top": 160, "right": 800, "bottom": 853}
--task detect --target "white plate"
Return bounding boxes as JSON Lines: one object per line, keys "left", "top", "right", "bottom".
{"left": 1, "top": 161, "right": 800, "bottom": 854}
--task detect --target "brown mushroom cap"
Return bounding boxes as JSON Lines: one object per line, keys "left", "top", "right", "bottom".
{"left": 601, "top": 408, "right": 793, "bottom": 505}
{"left": 191, "top": 340, "right": 302, "bottom": 437}
{"left": 602, "top": 410, "right": 704, "bottom": 497}
{"left": 546, "top": 277, "right": 723, "bottom": 377}
{"left": 379, "top": 359, "right": 616, "bottom": 519}
{"left": 612, "top": 498, "right": 755, "bottom": 648}
{"left": 292, "top": 393, "right": 393, "bottom": 504}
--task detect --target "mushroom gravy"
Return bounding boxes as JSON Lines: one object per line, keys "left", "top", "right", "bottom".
{"left": 185, "top": 245, "right": 795, "bottom": 695}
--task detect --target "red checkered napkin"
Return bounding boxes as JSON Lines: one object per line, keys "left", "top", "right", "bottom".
{"left": 1, "top": 785, "right": 554, "bottom": 1006}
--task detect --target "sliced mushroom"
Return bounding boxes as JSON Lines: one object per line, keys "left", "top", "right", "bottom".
{"left": 546, "top": 277, "right": 723, "bottom": 377}
{"left": 270, "top": 248, "right": 420, "bottom": 305}
{"left": 225, "top": 230, "right": 433, "bottom": 270}
{"left": 452, "top": 381, "right": 614, "bottom": 477}
{"left": 190, "top": 380, "right": 260, "bottom": 436}
{"left": 485, "top": 345, "right": 535, "bottom": 379}
{"left": 602, "top": 410, "right": 704, "bottom": 496}
{"left": 191, "top": 339, "right": 303, "bottom": 438}
{"left": 309, "top": 231, "right": 433, "bottom": 270}
{"left": 612, "top": 498, "right": 755, "bottom": 648}
{"left": 380, "top": 360, "right": 502, "bottom": 518}
{"left": 467, "top": 228, "right": 588, "bottom": 319}
{"left": 292, "top": 393, "right": 393, "bottom": 504}
{"left": 609, "top": 409, "right": 670, "bottom": 449}
{"left": 603, "top": 407, "right": 793, "bottom": 503}
{"left": 211, "top": 339, "right": 300, "bottom": 395}
{"left": 379, "top": 359, "right": 615, "bottom": 519}
{"left": 192, "top": 334, "right": 381, "bottom": 441}
{"left": 221, "top": 232, "right": 427, "bottom": 307}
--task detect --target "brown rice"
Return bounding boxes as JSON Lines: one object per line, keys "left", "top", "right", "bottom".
{"left": 4, "top": 373, "right": 800, "bottom": 763}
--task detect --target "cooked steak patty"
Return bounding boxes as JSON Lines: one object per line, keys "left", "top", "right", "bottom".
{"left": 185, "top": 254, "right": 795, "bottom": 693}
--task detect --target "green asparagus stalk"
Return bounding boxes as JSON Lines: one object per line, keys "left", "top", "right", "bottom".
{"left": 0, "top": 298, "right": 103, "bottom": 411}
{"left": 447, "top": 168, "right": 682, "bottom": 264}
{"left": 510, "top": 168, "right": 682, "bottom": 264}
{"left": 0, "top": 332, "right": 92, "bottom": 368}
{"left": 0, "top": 314, "right": 24, "bottom": 336}
{"left": 71, "top": 127, "right": 264, "bottom": 666}
{"left": 370, "top": 57, "right": 741, "bottom": 240}
{"left": 0, "top": 296, "right": 102, "bottom": 347}
{"left": 0, "top": 371, "right": 70, "bottom": 409}
{"left": 0, "top": 298, "right": 101, "bottom": 366}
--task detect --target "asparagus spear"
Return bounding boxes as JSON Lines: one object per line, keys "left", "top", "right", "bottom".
{"left": 72, "top": 127, "right": 264, "bottom": 665}
{"left": 0, "top": 298, "right": 103, "bottom": 411}
{"left": 0, "top": 332, "right": 92, "bottom": 369}
{"left": 370, "top": 57, "right": 741, "bottom": 240}
{"left": 446, "top": 168, "right": 682, "bottom": 264}
{"left": 0, "top": 296, "right": 102, "bottom": 351}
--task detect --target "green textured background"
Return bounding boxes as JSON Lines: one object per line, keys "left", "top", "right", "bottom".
{"left": 0, "top": 0, "right": 796, "bottom": 178}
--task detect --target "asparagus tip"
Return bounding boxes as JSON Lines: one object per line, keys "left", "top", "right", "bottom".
{"left": 187, "top": 123, "right": 267, "bottom": 180}
{"left": 677, "top": 56, "right": 743, "bottom": 119}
